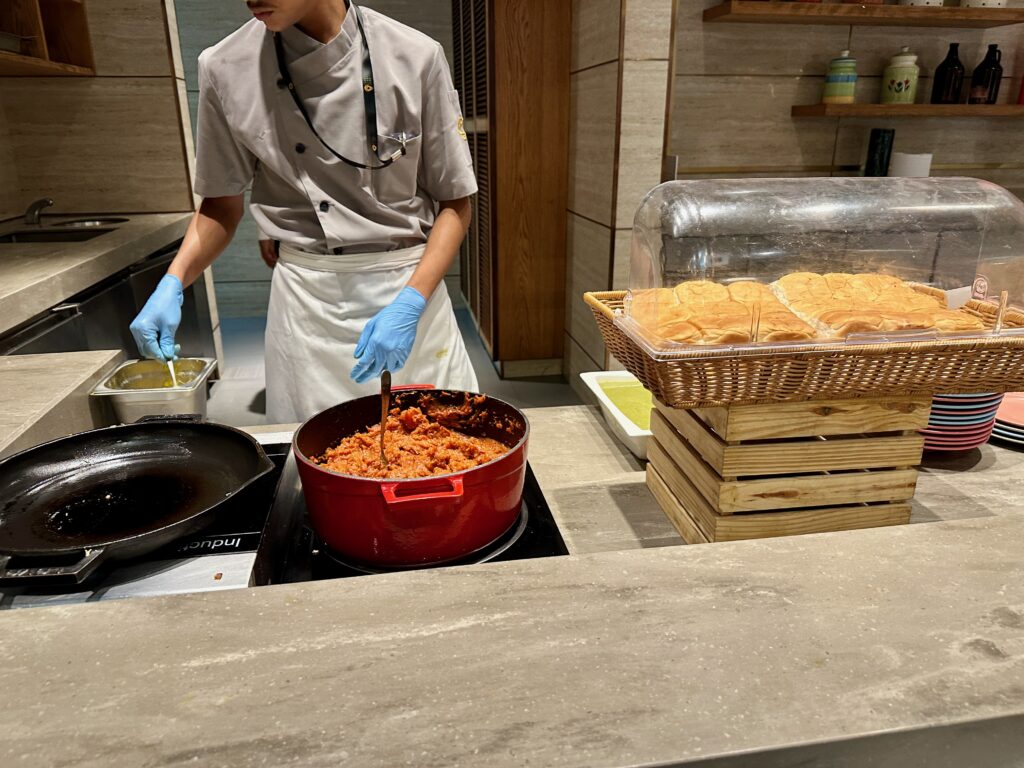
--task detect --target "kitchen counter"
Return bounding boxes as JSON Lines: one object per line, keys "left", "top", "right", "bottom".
{"left": 0, "top": 350, "right": 123, "bottom": 459}
{"left": 2, "top": 406, "right": 1024, "bottom": 767}
{"left": 0, "top": 213, "right": 191, "bottom": 336}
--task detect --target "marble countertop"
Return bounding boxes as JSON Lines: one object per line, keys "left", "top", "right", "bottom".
{"left": 0, "top": 213, "right": 192, "bottom": 336}
{"left": 0, "top": 350, "right": 123, "bottom": 458}
{"left": 1, "top": 406, "right": 1024, "bottom": 767}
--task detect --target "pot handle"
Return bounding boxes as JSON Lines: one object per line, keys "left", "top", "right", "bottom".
{"left": 380, "top": 477, "right": 464, "bottom": 507}
{"left": 0, "top": 547, "right": 107, "bottom": 584}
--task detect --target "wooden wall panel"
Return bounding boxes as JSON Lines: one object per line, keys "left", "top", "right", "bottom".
{"left": 165, "top": 0, "right": 185, "bottom": 79}
{"left": 849, "top": 27, "right": 1022, "bottom": 78}
{"left": 836, "top": 111, "right": 1024, "bottom": 167}
{"left": 566, "top": 213, "right": 612, "bottom": 366}
{"left": 566, "top": 0, "right": 675, "bottom": 377}
{"left": 494, "top": 0, "right": 570, "bottom": 361}
{"left": 0, "top": 77, "right": 193, "bottom": 213}
{"left": 623, "top": 0, "right": 674, "bottom": 61}
{"left": 676, "top": 0, "right": 847, "bottom": 76}
{"left": 573, "top": 0, "right": 621, "bottom": 71}
{"left": 175, "top": 75, "right": 196, "bottom": 202}
{"left": 672, "top": 0, "right": 1024, "bottom": 188}
{"left": 0, "top": 103, "right": 18, "bottom": 218}
{"left": 671, "top": 75, "right": 836, "bottom": 170}
{"left": 565, "top": 332, "right": 602, "bottom": 404}
{"left": 569, "top": 62, "right": 619, "bottom": 225}
{"left": 612, "top": 227, "right": 632, "bottom": 291}
{"left": 86, "top": 0, "right": 174, "bottom": 76}
{"left": 616, "top": 60, "right": 669, "bottom": 227}
{"left": 832, "top": 76, "right": 1024, "bottom": 167}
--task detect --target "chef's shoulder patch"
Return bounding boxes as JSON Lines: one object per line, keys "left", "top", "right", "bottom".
{"left": 457, "top": 116, "right": 467, "bottom": 141}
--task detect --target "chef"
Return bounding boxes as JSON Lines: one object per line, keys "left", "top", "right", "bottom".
{"left": 130, "top": 0, "right": 479, "bottom": 423}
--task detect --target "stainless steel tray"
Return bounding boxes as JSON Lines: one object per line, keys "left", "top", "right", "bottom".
{"left": 91, "top": 358, "right": 217, "bottom": 422}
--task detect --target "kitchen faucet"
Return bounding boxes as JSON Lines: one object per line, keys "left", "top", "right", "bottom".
{"left": 23, "top": 198, "right": 54, "bottom": 226}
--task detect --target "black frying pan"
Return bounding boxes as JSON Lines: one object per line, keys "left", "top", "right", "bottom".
{"left": 0, "top": 419, "right": 273, "bottom": 586}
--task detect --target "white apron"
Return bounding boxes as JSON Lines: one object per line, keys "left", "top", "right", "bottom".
{"left": 264, "top": 243, "right": 479, "bottom": 424}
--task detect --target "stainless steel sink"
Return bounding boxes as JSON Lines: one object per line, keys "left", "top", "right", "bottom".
{"left": 58, "top": 218, "right": 129, "bottom": 228}
{"left": 0, "top": 229, "right": 114, "bottom": 244}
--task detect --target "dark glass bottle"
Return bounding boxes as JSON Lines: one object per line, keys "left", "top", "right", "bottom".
{"left": 863, "top": 128, "right": 895, "bottom": 177}
{"left": 930, "top": 43, "right": 965, "bottom": 104}
{"left": 968, "top": 44, "right": 1003, "bottom": 105}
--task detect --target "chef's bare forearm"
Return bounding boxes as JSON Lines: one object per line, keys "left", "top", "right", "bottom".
{"left": 167, "top": 195, "right": 245, "bottom": 288}
{"left": 407, "top": 197, "right": 472, "bottom": 300}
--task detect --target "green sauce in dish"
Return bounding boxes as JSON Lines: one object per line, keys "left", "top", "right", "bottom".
{"left": 598, "top": 380, "right": 652, "bottom": 430}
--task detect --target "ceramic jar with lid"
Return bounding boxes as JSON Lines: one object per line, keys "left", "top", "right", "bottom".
{"left": 823, "top": 50, "right": 858, "bottom": 104}
{"left": 881, "top": 46, "right": 920, "bottom": 104}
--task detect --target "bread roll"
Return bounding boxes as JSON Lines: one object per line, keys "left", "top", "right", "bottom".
{"left": 640, "top": 279, "right": 816, "bottom": 344}
{"left": 726, "top": 281, "right": 815, "bottom": 342}
{"left": 772, "top": 271, "right": 983, "bottom": 338}
{"left": 658, "top": 317, "right": 702, "bottom": 342}
{"left": 631, "top": 288, "right": 679, "bottom": 331}
{"left": 674, "top": 280, "right": 729, "bottom": 307}
{"left": 635, "top": 272, "right": 984, "bottom": 346}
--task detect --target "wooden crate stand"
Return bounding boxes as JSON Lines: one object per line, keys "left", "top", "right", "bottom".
{"left": 647, "top": 396, "right": 930, "bottom": 544}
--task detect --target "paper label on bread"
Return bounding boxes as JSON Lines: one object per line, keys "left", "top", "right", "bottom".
{"left": 634, "top": 272, "right": 984, "bottom": 346}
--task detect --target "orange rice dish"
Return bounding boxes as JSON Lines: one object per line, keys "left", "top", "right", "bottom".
{"left": 317, "top": 406, "right": 508, "bottom": 479}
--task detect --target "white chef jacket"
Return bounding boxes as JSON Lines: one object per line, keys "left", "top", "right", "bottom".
{"left": 192, "top": 7, "right": 481, "bottom": 423}
{"left": 193, "top": 6, "right": 478, "bottom": 253}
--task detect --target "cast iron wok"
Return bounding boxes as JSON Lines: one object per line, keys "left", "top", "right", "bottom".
{"left": 0, "top": 419, "right": 273, "bottom": 586}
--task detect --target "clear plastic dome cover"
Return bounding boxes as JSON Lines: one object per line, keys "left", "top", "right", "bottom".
{"left": 624, "top": 176, "right": 1024, "bottom": 353}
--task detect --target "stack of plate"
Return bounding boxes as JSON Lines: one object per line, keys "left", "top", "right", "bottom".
{"left": 920, "top": 393, "right": 1004, "bottom": 452}
{"left": 992, "top": 393, "right": 1024, "bottom": 448}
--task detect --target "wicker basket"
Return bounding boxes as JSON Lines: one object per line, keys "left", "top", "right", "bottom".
{"left": 585, "top": 291, "right": 1024, "bottom": 408}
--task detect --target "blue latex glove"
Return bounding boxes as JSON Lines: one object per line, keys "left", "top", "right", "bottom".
{"left": 351, "top": 286, "right": 427, "bottom": 384}
{"left": 130, "top": 274, "right": 183, "bottom": 361}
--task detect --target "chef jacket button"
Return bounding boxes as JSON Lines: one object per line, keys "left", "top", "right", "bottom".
{"left": 333, "top": 246, "right": 345, "bottom": 255}
{"left": 276, "top": 78, "right": 286, "bottom": 89}
{"left": 295, "top": 143, "right": 306, "bottom": 154}
{"left": 319, "top": 201, "right": 330, "bottom": 213}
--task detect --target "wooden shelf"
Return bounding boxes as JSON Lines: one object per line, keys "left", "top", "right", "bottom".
{"left": 0, "top": 0, "right": 94, "bottom": 75}
{"left": 0, "top": 49, "right": 92, "bottom": 75}
{"left": 704, "top": 1, "right": 1024, "bottom": 28}
{"left": 792, "top": 103, "right": 1024, "bottom": 117}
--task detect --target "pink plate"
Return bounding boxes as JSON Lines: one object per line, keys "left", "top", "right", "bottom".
{"left": 931, "top": 402, "right": 1003, "bottom": 415}
{"left": 924, "top": 436, "right": 991, "bottom": 448}
{"left": 925, "top": 434, "right": 987, "bottom": 444}
{"left": 921, "top": 434, "right": 991, "bottom": 444}
{"left": 995, "top": 394, "right": 1024, "bottom": 428}
{"left": 921, "top": 423, "right": 991, "bottom": 436}
{"left": 934, "top": 395, "right": 1003, "bottom": 405}
{"left": 923, "top": 423, "right": 994, "bottom": 439}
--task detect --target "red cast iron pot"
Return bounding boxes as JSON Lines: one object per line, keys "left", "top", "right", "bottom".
{"left": 293, "top": 388, "right": 529, "bottom": 568}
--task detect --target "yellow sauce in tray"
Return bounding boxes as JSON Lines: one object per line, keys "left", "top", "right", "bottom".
{"left": 598, "top": 380, "right": 652, "bottom": 431}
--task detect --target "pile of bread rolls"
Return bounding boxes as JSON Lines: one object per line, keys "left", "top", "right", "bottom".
{"left": 632, "top": 272, "right": 985, "bottom": 345}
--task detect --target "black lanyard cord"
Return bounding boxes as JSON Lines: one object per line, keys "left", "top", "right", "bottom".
{"left": 273, "top": 2, "right": 405, "bottom": 171}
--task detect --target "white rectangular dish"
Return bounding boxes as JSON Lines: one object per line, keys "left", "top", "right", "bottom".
{"left": 580, "top": 371, "right": 652, "bottom": 460}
